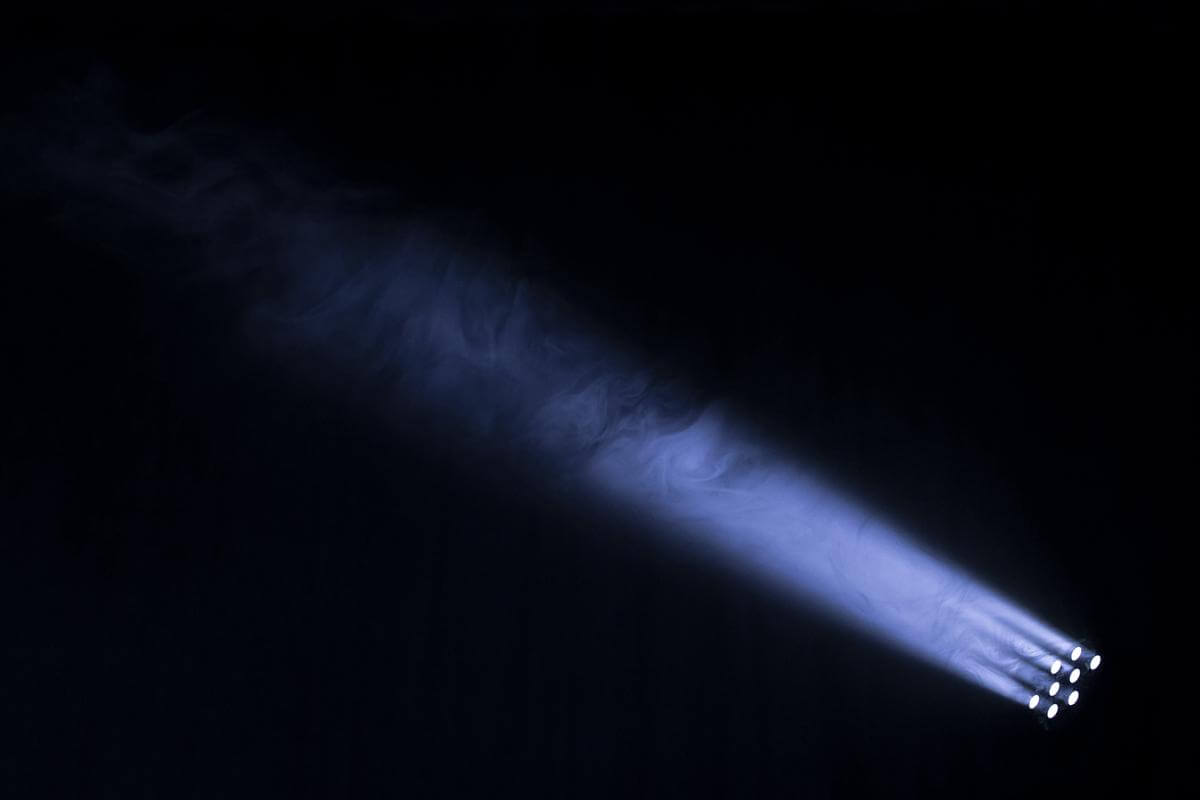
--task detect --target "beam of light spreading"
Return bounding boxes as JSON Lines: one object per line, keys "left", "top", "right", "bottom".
{"left": 969, "top": 605, "right": 1082, "bottom": 661}
{"left": 19, "top": 96, "right": 1100, "bottom": 713}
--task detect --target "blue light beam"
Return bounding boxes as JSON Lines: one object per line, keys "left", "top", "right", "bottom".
{"left": 34, "top": 108, "right": 1094, "bottom": 711}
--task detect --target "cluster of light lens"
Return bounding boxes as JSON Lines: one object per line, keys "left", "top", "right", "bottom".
{"left": 1036, "top": 644, "right": 1101, "bottom": 721}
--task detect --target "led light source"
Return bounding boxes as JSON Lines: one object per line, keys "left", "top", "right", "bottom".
{"left": 1050, "top": 659, "right": 1062, "bottom": 675}
{"left": 1049, "top": 681, "right": 1060, "bottom": 697}
{"left": 1069, "top": 668, "right": 1081, "bottom": 684}
{"left": 1047, "top": 703, "right": 1058, "bottom": 719}
{"left": 1071, "top": 646, "right": 1082, "bottom": 661}
{"left": 1028, "top": 694, "right": 1040, "bottom": 709}
{"left": 1090, "top": 655, "right": 1101, "bottom": 670}
{"left": 1068, "top": 690, "right": 1079, "bottom": 706}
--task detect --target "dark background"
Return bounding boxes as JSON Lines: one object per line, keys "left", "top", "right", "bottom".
{"left": 1, "top": 4, "right": 1184, "bottom": 797}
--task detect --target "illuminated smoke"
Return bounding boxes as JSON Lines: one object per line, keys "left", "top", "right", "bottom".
{"left": 12, "top": 88, "right": 1098, "bottom": 710}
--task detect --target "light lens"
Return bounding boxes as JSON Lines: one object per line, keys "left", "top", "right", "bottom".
{"left": 1090, "top": 655, "right": 1101, "bottom": 670}
{"left": 1028, "top": 694, "right": 1040, "bottom": 709}
{"left": 1068, "top": 690, "right": 1079, "bottom": 706}
{"left": 1050, "top": 659, "right": 1062, "bottom": 675}
{"left": 1071, "top": 646, "right": 1083, "bottom": 661}
{"left": 1047, "top": 704, "right": 1059, "bottom": 719}
{"left": 1049, "top": 682, "right": 1060, "bottom": 697}
{"left": 1070, "top": 668, "right": 1081, "bottom": 684}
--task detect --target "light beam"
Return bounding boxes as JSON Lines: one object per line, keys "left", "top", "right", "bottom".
{"left": 26, "top": 107, "right": 1103, "bottom": 714}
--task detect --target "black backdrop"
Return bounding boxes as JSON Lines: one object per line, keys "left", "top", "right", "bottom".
{"left": 1, "top": 5, "right": 1183, "bottom": 798}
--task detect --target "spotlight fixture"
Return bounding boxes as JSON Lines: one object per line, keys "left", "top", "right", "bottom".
{"left": 1090, "top": 655, "right": 1101, "bottom": 670}
{"left": 1069, "top": 668, "right": 1081, "bottom": 684}
{"left": 1028, "top": 694, "right": 1040, "bottom": 710}
{"left": 1071, "top": 646, "right": 1083, "bottom": 661}
{"left": 1049, "top": 681, "right": 1060, "bottom": 697}
{"left": 1050, "top": 659, "right": 1062, "bottom": 675}
{"left": 1047, "top": 704, "right": 1059, "bottom": 719}
{"left": 1067, "top": 690, "right": 1079, "bottom": 706}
